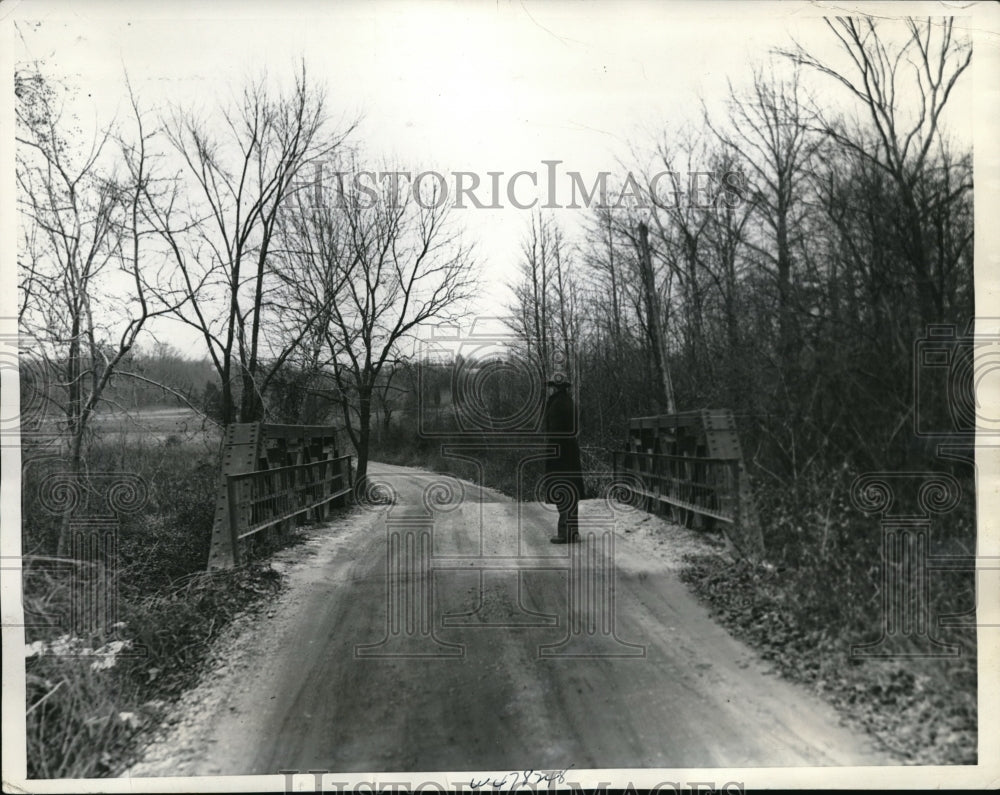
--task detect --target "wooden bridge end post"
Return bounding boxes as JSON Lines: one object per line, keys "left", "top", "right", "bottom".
{"left": 225, "top": 476, "right": 242, "bottom": 567}
{"left": 334, "top": 456, "right": 352, "bottom": 509}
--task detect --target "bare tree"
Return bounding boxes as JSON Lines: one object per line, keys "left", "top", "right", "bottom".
{"left": 578, "top": 196, "right": 678, "bottom": 420}
{"left": 266, "top": 157, "right": 359, "bottom": 423}
{"left": 636, "top": 221, "right": 676, "bottom": 412}
{"left": 779, "top": 16, "right": 972, "bottom": 323}
{"left": 699, "top": 148, "right": 757, "bottom": 364}
{"left": 16, "top": 67, "right": 179, "bottom": 553}
{"left": 706, "top": 63, "right": 822, "bottom": 372}
{"left": 508, "top": 212, "right": 552, "bottom": 372}
{"left": 283, "top": 164, "right": 478, "bottom": 481}
{"left": 145, "top": 63, "right": 356, "bottom": 423}
{"left": 581, "top": 205, "right": 625, "bottom": 345}
{"left": 507, "top": 212, "right": 581, "bottom": 385}
{"left": 645, "top": 131, "right": 716, "bottom": 388}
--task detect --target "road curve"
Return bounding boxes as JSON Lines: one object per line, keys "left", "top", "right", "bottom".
{"left": 129, "top": 461, "right": 890, "bottom": 775}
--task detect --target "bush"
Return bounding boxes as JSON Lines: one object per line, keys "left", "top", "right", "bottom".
{"left": 749, "top": 460, "right": 976, "bottom": 655}
{"left": 20, "top": 430, "right": 298, "bottom": 778}
{"left": 26, "top": 653, "right": 140, "bottom": 778}
{"left": 679, "top": 455, "right": 978, "bottom": 763}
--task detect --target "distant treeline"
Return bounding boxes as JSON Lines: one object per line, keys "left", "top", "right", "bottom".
{"left": 24, "top": 346, "right": 216, "bottom": 418}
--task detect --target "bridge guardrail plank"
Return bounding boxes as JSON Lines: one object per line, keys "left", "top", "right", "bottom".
{"left": 207, "top": 424, "right": 353, "bottom": 570}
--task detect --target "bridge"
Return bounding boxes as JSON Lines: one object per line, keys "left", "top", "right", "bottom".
{"left": 205, "top": 409, "right": 764, "bottom": 570}
{"left": 613, "top": 408, "right": 763, "bottom": 560}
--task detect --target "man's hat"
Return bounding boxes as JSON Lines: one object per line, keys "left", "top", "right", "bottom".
{"left": 546, "top": 378, "right": 571, "bottom": 389}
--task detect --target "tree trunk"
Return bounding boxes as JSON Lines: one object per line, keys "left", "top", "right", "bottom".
{"left": 637, "top": 222, "right": 676, "bottom": 413}
{"left": 684, "top": 232, "right": 703, "bottom": 380}
{"left": 353, "top": 385, "right": 373, "bottom": 484}
{"left": 57, "top": 431, "right": 85, "bottom": 557}
{"left": 776, "top": 208, "right": 793, "bottom": 372}
{"left": 607, "top": 214, "right": 622, "bottom": 342}
{"left": 901, "top": 193, "right": 938, "bottom": 322}
{"left": 239, "top": 369, "right": 264, "bottom": 422}
{"left": 221, "top": 357, "right": 235, "bottom": 426}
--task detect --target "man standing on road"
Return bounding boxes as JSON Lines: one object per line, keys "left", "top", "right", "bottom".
{"left": 543, "top": 379, "right": 584, "bottom": 544}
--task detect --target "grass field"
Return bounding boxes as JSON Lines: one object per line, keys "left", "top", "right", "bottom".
{"left": 85, "top": 407, "right": 219, "bottom": 442}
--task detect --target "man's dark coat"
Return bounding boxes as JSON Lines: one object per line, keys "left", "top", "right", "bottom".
{"left": 543, "top": 388, "right": 584, "bottom": 498}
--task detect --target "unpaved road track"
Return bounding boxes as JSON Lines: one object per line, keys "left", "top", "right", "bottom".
{"left": 128, "top": 462, "right": 889, "bottom": 775}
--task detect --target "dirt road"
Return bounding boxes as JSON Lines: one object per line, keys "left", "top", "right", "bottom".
{"left": 127, "top": 462, "right": 889, "bottom": 776}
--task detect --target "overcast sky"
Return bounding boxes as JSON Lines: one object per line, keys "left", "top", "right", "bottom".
{"left": 4, "top": 0, "right": 988, "bottom": 356}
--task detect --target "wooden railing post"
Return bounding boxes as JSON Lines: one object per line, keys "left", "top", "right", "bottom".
{"left": 226, "top": 475, "right": 243, "bottom": 566}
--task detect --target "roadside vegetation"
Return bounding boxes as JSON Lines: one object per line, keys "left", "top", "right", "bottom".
{"left": 680, "top": 460, "right": 976, "bottom": 765}
{"left": 20, "top": 418, "right": 310, "bottom": 778}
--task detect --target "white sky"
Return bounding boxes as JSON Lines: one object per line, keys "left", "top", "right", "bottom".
{"left": 1, "top": 0, "right": 986, "bottom": 356}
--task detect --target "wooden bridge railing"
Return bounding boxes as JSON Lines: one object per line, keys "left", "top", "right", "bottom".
{"left": 207, "top": 423, "right": 353, "bottom": 570}
{"left": 226, "top": 454, "right": 352, "bottom": 543}
{"left": 614, "top": 409, "right": 763, "bottom": 559}
{"left": 612, "top": 450, "right": 739, "bottom": 524}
